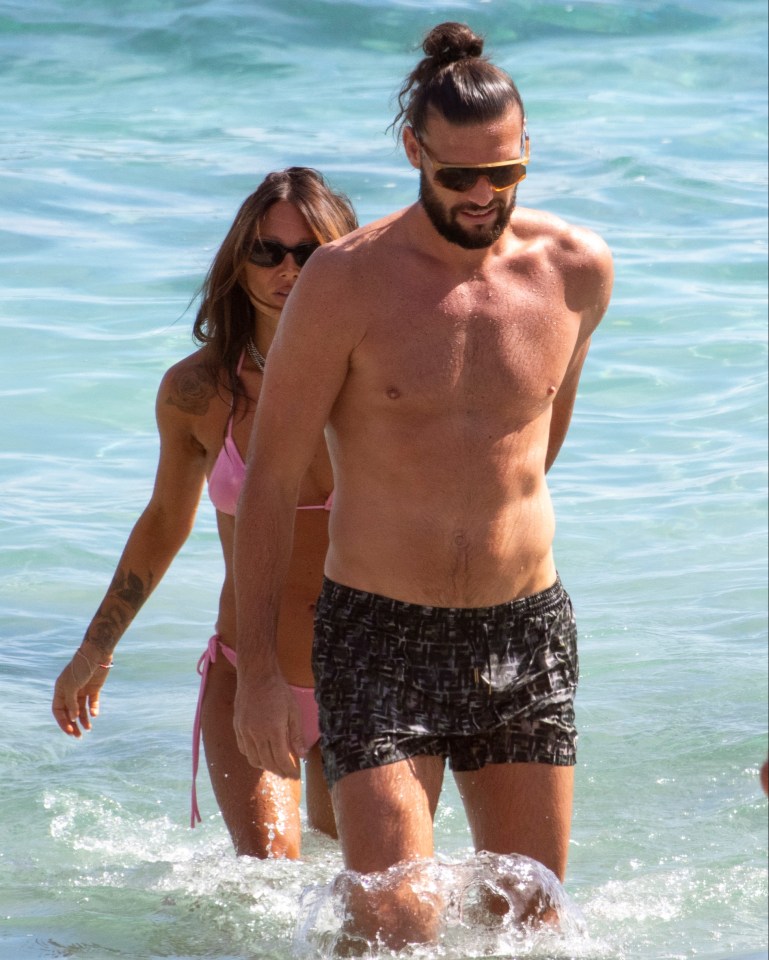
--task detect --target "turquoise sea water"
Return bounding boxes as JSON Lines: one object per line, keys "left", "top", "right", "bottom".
{"left": 1, "top": 1, "right": 766, "bottom": 958}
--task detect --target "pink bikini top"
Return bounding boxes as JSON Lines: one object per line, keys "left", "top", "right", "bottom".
{"left": 207, "top": 351, "right": 333, "bottom": 517}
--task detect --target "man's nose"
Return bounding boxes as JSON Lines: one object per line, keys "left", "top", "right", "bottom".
{"left": 464, "top": 175, "right": 496, "bottom": 205}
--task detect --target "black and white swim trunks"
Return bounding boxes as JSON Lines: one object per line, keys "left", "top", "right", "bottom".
{"left": 313, "top": 576, "right": 579, "bottom": 788}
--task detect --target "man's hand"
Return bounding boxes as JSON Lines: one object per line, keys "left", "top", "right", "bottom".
{"left": 233, "top": 673, "right": 305, "bottom": 779}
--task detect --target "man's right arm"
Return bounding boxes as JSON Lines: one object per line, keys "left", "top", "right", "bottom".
{"left": 232, "top": 244, "right": 362, "bottom": 777}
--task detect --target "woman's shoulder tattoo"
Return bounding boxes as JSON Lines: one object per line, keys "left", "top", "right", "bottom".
{"left": 166, "top": 363, "right": 218, "bottom": 416}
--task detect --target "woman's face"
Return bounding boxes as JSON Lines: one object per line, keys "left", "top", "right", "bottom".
{"left": 241, "top": 200, "right": 317, "bottom": 320}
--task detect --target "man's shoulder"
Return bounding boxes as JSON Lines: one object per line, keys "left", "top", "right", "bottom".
{"left": 514, "top": 206, "right": 611, "bottom": 266}
{"left": 280, "top": 215, "right": 413, "bottom": 341}
{"left": 514, "top": 209, "right": 614, "bottom": 308}
{"left": 511, "top": 208, "right": 613, "bottom": 326}
{"left": 315, "top": 206, "right": 415, "bottom": 263}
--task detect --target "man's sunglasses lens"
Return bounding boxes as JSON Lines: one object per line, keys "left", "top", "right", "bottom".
{"left": 249, "top": 241, "right": 319, "bottom": 267}
{"left": 436, "top": 163, "right": 527, "bottom": 192}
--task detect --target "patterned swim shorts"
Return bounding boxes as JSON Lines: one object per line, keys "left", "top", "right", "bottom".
{"left": 313, "top": 576, "right": 579, "bottom": 788}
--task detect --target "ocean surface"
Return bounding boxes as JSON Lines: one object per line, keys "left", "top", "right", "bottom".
{"left": 0, "top": 1, "right": 766, "bottom": 958}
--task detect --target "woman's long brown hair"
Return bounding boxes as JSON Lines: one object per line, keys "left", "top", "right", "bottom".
{"left": 192, "top": 167, "right": 357, "bottom": 409}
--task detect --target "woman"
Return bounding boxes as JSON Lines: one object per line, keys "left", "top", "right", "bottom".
{"left": 51, "top": 168, "right": 358, "bottom": 858}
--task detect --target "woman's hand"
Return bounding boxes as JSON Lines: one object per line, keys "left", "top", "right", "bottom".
{"left": 52, "top": 645, "right": 113, "bottom": 737}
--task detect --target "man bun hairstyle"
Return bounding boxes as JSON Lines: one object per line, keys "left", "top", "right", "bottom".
{"left": 392, "top": 21, "right": 525, "bottom": 139}
{"left": 423, "top": 20, "right": 484, "bottom": 65}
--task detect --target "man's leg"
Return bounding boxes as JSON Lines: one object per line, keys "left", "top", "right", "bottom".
{"left": 454, "top": 762, "right": 574, "bottom": 879}
{"left": 332, "top": 756, "right": 445, "bottom": 950}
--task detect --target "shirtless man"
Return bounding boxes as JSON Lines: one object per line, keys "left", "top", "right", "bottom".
{"left": 233, "top": 21, "right": 613, "bottom": 949}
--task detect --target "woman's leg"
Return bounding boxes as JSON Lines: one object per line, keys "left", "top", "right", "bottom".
{"left": 200, "top": 656, "right": 302, "bottom": 858}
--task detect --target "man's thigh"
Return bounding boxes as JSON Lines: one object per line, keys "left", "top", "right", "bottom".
{"left": 332, "top": 755, "right": 445, "bottom": 873}
{"left": 454, "top": 762, "right": 574, "bottom": 880}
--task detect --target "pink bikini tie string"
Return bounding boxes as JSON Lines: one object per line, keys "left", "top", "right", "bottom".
{"left": 190, "top": 634, "right": 237, "bottom": 828}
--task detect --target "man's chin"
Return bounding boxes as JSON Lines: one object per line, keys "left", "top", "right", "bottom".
{"left": 439, "top": 222, "right": 504, "bottom": 250}
{"left": 419, "top": 173, "right": 515, "bottom": 250}
{"left": 453, "top": 229, "right": 499, "bottom": 250}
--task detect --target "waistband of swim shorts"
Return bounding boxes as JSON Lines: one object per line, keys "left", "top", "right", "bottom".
{"left": 318, "top": 575, "right": 568, "bottom": 621}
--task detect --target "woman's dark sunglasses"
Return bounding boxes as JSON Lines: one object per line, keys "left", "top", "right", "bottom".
{"left": 248, "top": 239, "right": 320, "bottom": 268}
{"left": 418, "top": 130, "right": 530, "bottom": 193}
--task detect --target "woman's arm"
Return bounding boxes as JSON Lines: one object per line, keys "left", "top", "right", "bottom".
{"left": 52, "top": 363, "right": 209, "bottom": 736}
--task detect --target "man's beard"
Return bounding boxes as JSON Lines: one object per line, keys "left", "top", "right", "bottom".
{"left": 419, "top": 170, "right": 516, "bottom": 249}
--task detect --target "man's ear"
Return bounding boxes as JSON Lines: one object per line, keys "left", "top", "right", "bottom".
{"left": 402, "top": 126, "right": 422, "bottom": 171}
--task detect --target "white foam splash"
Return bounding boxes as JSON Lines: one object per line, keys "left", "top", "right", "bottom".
{"left": 293, "top": 850, "right": 591, "bottom": 959}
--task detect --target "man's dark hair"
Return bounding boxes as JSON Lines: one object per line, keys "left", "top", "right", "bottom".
{"left": 391, "top": 21, "right": 525, "bottom": 140}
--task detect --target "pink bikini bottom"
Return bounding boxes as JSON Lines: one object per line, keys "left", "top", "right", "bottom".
{"left": 190, "top": 634, "right": 320, "bottom": 827}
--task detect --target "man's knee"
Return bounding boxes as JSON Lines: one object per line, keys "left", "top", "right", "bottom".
{"left": 338, "top": 860, "right": 443, "bottom": 950}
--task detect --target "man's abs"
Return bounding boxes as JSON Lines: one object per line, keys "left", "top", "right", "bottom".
{"left": 325, "top": 487, "right": 557, "bottom": 608}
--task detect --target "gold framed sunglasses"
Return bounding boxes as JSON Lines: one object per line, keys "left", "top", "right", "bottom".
{"left": 418, "top": 128, "right": 530, "bottom": 193}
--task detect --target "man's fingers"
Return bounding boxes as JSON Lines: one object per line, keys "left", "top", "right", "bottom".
{"left": 236, "top": 726, "right": 300, "bottom": 778}
{"left": 233, "top": 680, "right": 303, "bottom": 777}
{"left": 288, "top": 711, "right": 306, "bottom": 762}
{"left": 235, "top": 725, "right": 265, "bottom": 770}
{"left": 268, "top": 739, "right": 301, "bottom": 780}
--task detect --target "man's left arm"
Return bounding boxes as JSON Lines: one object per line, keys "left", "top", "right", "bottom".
{"left": 546, "top": 229, "right": 614, "bottom": 473}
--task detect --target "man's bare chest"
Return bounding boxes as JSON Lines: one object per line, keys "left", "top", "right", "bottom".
{"left": 357, "top": 274, "right": 578, "bottom": 415}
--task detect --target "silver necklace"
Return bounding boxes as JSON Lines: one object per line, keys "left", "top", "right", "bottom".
{"left": 246, "top": 339, "right": 267, "bottom": 372}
